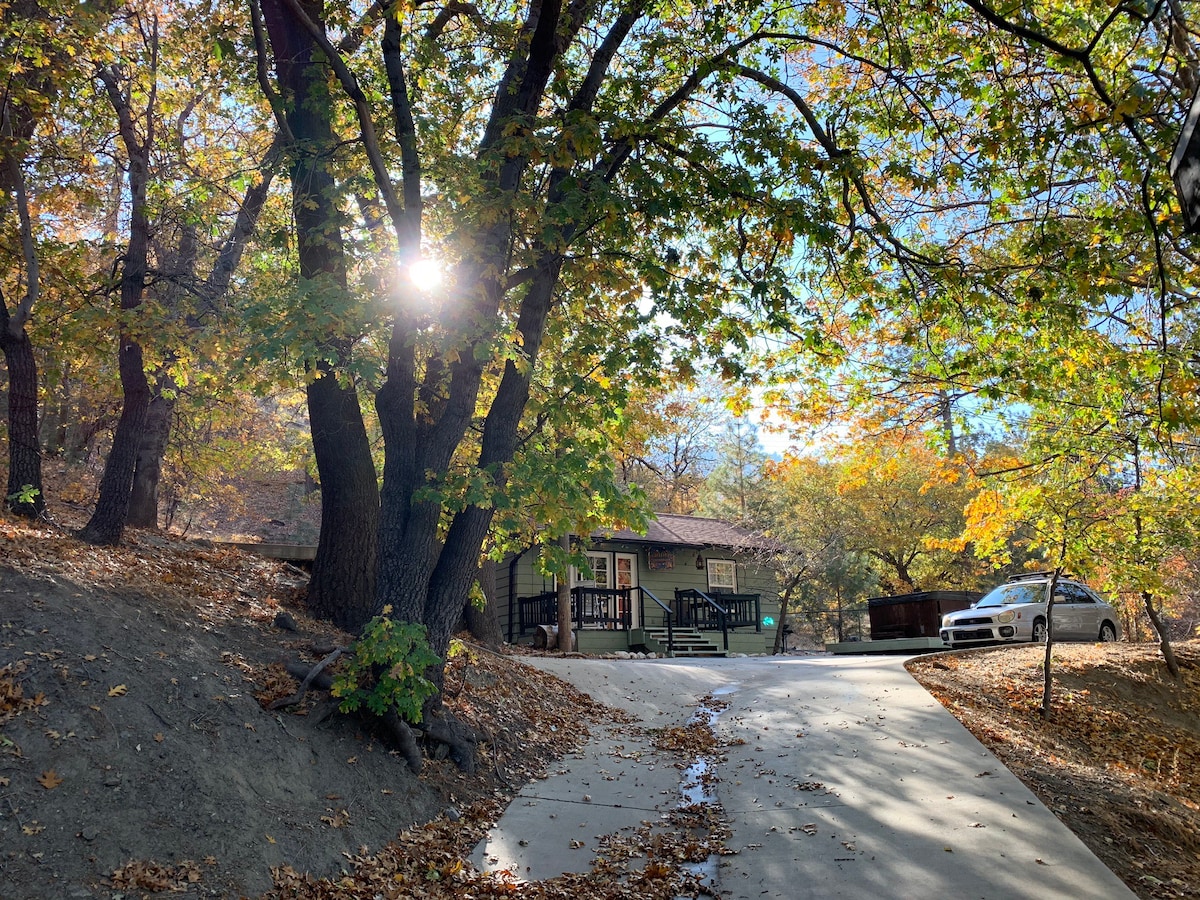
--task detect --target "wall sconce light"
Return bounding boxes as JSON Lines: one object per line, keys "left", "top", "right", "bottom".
{"left": 695, "top": 553, "right": 704, "bottom": 570}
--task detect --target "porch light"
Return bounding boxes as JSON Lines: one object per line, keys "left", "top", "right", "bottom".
{"left": 695, "top": 553, "right": 704, "bottom": 569}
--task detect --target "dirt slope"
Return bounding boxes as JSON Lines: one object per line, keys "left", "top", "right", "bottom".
{"left": 0, "top": 521, "right": 605, "bottom": 898}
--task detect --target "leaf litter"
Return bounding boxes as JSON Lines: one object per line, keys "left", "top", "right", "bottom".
{"left": 0, "top": 512, "right": 731, "bottom": 897}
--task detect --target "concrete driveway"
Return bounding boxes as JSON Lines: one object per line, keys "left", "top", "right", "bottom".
{"left": 471, "top": 654, "right": 1135, "bottom": 899}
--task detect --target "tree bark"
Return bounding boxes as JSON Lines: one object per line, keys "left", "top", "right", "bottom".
{"left": 1, "top": 84, "right": 45, "bottom": 518}
{"left": 1040, "top": 567, "right": 1062, "bottom": 719}
{"left": 80, "top": 337, "right": 151, "bottom": 544}
{"left": 1142, "top": 590, "right": 1182, "bottom": 679}
{"left": 0, "top": 298, "right": 44, "bottom": 518}
{"left": 556, "top": 533, "right": 574, "bottom": 652}
{"left": 261, "top": 0, "right": 379, "bottom": 629}
{"left": 465, "top": 558, "right": 505, "bottom": 649}
{"left": 772, "top": 571, "right": 804, "bottom": 655}
{"left": 127, "top": 382, "right": 175, "bottom": 528}
{"left": 305, "top": 364, "right": 379, "bottom": 629}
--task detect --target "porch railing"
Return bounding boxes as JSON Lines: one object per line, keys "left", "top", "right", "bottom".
{"left": 675, "top": 588, "right": 730, "bottom": 651}
{"left": 515, "top": 587, "right": 632, "bottom": 635}
{"left": 675, "top": 589, "right": 761, "bottom": 631}
{"left": 636, "top": 586, "right": 674, "bottom": 655}
{"left": 514, "top": 585, "right": 761, "bottom": 652}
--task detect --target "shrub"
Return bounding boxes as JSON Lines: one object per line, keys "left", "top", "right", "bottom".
{"left": 331, "top": 609, "right": 440, "bottom": 724}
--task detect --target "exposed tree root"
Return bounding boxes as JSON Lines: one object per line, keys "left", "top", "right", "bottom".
{"left": 383, "top": 710, "right": 424, "bottom": 773}
{"left": 271, "top": 648, "right": 343, "bottom": 710}
{"left": 276, "top": 654, "right": 478, "bottom": 773}
{"left": 418, "top": 707, "right": 478, "bottom": 774}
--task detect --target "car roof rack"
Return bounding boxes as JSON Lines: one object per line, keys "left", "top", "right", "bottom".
{"left": 1006, "top": 570, "right": 1072, "bottom": 583}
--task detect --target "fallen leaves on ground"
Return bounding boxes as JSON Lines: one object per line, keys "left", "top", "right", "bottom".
{"left": 0, "top": 661, "right": 46, "bottom": 721}
{"left": 0, "top": 516, "right": 306, "bottom": 630}
{"left": 268, "top": 782, "right": 729, "bottom": 900}
{"left": 110, "top": 859, "right": 203, "bottom": 892}
{"left": 1, "top": 510, "right": 733, "bottom": 899}
{"left": 264, "top": 659, "right": 733, "bottom": 900}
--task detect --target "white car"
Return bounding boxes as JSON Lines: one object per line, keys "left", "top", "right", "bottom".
{"left": 940, "top": 573, "right": 1121, "bottom": 649}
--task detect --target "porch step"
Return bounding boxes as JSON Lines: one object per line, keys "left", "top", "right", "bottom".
{"left": 641, "top": 626, "right": 726, "bottom": 658}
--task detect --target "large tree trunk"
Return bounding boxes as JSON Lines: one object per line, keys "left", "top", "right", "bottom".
{"left": 124, "top": 136, "right": 277, "bottom": 530}
{"left": 374, "top": 0, "right": 577, "bottom": 692}
{"left": 79, "top": 337, "right": 151, "bottom": 544}
{"left": 79, "top": 64, "right": 155, "bottom": 547}
{"left": 465, "top": 558, "right": 504, "bottom": 649}
{"left": 261, "top": 0, "right": 379, "bottom": 629}
{"left": 305, "top": 365, "right": 379, "bottom": 629}
{"left": 0, "top": 301, "right": 45, "bottom": 518}
{"left": 79, "top": 61, "right": 157, "bottom": 549}
{"left": 0, "top": 1, "right": 56, "bottom": 519}
{"left": 127, "top": 382, "right": 174, "bottom": 528}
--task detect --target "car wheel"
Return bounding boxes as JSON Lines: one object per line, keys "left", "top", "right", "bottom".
{"left": 1099, "top": 622, "right": 1116, "bottom": 642}
{"left": 1032, "top": 618, "right": 1048, "bottom": 643}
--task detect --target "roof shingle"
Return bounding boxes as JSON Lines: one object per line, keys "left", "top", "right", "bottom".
{"left": 594, "top": 513, "right": 775, "bottom": 552}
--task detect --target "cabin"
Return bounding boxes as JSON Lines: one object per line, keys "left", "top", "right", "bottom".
{"left": 499, "top": 514, "right": 782, "bottom": 657}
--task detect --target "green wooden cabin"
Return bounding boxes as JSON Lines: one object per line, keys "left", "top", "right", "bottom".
{"left": 499, "top": 514, "right": 782, "bottom": 657}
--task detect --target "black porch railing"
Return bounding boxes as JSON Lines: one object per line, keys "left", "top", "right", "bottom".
{"left": 675, "top": 588, "right": 729, "bottom": 652}
{"left": 674, "top": 589, "right": 762, "bottom": 632}
{"left": 515, "top": 587, "right": 632, "bottom": 634}
{"left": 636, "top": 586, "right": 674, "bottom": 655}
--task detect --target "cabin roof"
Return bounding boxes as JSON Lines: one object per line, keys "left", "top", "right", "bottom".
{"left": 594, "top": 513, "right": 776, "bottom": 552}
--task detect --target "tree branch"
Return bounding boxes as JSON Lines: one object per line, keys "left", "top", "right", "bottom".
{"left": 249, "top": 0, "right": 295, "bottom": 143}
{"left": 279, "top": 0, "right": 412, "bottom": 245}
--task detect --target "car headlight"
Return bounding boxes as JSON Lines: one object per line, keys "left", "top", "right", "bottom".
{"left": 941, "top": 615, "right": 951, "bottom": 627}
{"left": 996, "top": 611, "right": 1015, "bottom": 624}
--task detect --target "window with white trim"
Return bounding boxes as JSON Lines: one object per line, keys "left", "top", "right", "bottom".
{"left": 573, "top": 552, "right": 610, "bottom": 589}
{"left": 706, "top": 558, "right": 737, "bottom": 592}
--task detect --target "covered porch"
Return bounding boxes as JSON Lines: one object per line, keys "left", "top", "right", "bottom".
{"left": 510, "top": 585, "right": 764, "bottom": 656}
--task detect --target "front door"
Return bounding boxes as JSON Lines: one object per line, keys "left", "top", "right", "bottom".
{"left": 615, "top": 553, "right": 639, "bottom": 628}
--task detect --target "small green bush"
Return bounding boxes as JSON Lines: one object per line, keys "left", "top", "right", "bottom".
{"left": 331, "top": 608, "right": 440, "bottom": 724}
{"left": 6, "top": 484, "right": 40, "bottom": 506}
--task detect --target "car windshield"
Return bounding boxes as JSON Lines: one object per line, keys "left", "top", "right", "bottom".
{"left": 975, "top": 582, "right": 1045, "bottom": 607}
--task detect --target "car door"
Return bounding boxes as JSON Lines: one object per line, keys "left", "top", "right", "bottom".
{"left": 1073, "top": 586, "right": 1103, "bottom": 638}
{"left": 1053, "top": 583, "right": 1091, "bottom": 640}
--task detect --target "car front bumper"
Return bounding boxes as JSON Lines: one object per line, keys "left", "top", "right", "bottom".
{"left": 940, "top": 622, "right": 1025, "bottom": 646}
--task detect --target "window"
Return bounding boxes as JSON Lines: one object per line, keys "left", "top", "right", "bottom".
{"left": 707, "top": 559, "right": 737, "bottom": 593}
{"left": 615, "top": 555, "right": 635, "bottom": 590}
{"left": 574, "top": 553, "right": 610, "bottom": 589}
{"left": 1054, "top": 583, "right": 1092, "bottom": 604}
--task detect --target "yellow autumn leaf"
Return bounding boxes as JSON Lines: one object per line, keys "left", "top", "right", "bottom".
{"left": 107, "top": 684, "right": 127, "bottom": 697}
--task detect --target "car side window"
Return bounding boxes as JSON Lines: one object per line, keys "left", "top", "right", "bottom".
{"left": 1057, "top": 583, "right": 1092, "bottom": 603}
